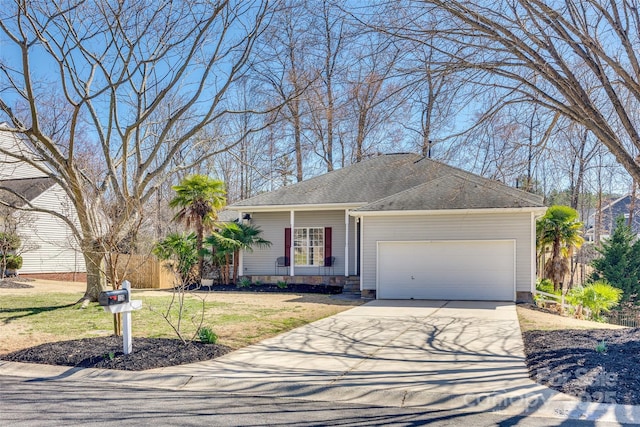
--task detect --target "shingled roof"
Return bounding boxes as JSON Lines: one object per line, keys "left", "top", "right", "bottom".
{"left": 230, "top": 153, "right": 544, "bottom": 211}
{"left": 0, "top": 177, "right": 56, "bottom": 207}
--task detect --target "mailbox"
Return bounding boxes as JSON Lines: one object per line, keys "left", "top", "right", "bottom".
{"left": 98, "top": 289, "right": 129, "bottom": 306}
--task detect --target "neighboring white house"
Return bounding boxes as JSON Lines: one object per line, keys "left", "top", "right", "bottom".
{"left": 0, "top": 126, "right": 86, "bottom": 277}
{"left": 229, "top": 153, "right": 547, "bottom": 301}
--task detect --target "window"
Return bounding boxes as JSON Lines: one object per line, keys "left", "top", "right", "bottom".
{"left": 293, "top": 227, "right": 324, "bottom": 266}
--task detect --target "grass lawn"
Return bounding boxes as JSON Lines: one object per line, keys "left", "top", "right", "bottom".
{"left": 0, "top": 287, "right": 363, "bottom": 355}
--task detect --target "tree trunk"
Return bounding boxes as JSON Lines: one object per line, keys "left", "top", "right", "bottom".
{"left": 225, "top": 253, "right": 231, "bottom": 284}
{"left": 293, "top": 100, "right": 304, "bottom": 183}
{"left": 233, "top": 250, "right": 240, "bottom": 284}
{"left": 629, "top": 181, "right": 636, "bottom": 227}
{"left": 196, "top": 222, "right": 204, "bottom": 283}
{"left": 81, "top": 248, "right": 107, "bottom": 303}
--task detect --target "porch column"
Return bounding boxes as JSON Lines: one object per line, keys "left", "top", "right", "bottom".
{"left": 354, "top": 216, "right": 358, "bottom": 275}
{"left": 359, "top": 216, "right": 364, "bottom": 291}
{"left": 531, "top": 211, "right": 536, "bottom": 295}
{"left": 290, "top": 210, "right": 295, "bottom": 276}
{"left": 344, "top": 209, "right": 349, "bottom": 277}
{"left": 238, "top": 212, "right": 244, "bottom": 277}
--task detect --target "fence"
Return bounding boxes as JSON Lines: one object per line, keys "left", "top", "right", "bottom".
{"left": 536, "top": 290, "right": 640, "bottom": 327}
{"left": 605, "top": 310, "right": 640, "bottom": 328}
{"left": 110, "top": 253, "right": 175, "bottom": 289}
{"left": 534, "top": 290, "right": 574, "bottom": 312}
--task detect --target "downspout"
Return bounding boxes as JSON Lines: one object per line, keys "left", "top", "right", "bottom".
{"left": 238, "top": 212, "right": 244, "bottom": 278}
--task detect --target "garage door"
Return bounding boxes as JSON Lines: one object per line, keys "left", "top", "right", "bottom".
{"left": 377, "top": 240, "right": 515, "bottom": 301}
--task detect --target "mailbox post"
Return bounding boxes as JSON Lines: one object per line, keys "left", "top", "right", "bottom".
{"left": 98, "top": 280, "right": 142, "bottom": 355}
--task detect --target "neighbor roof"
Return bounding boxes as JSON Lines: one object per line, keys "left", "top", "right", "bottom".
{"left": 229, "top": 153, "right": 544, "bottom": 211}
{"left": 0, "top": 177, "right": 56, "bottom": 206}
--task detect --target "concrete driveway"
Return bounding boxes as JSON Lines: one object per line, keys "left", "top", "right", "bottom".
{"left": 147, "top": 300, "right": 558, "bottom": 414}
{"left": 3, "top": 299, "right": 638, "bottom": 422}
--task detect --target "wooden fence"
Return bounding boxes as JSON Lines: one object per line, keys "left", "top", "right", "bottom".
{"left": 110, "top": 254, "right": 175, "bottom": 289}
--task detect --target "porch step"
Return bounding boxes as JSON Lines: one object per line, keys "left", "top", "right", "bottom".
{"left": 336, "top": 291, "right": 362, "bottom": 300}
{"left": 342, "top": 277, "right": 360, "bottom": 293}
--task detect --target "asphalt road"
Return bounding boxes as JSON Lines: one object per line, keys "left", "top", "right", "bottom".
{"left": 0, "top": 376, "right": 629, "bottom": 426}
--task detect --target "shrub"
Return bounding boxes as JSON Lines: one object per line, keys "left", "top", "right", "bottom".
{"left": 197, "top": 327, "right": 218, "bottom": 344}
{"left": 152, "top": 232, "right": 198, "bottom": 284}
{"left": 0, "top": 232, "right": 20, "bottom": 253}
{"left": 566, "top": 280, "right": 623, "bottom": 321}
{"left": 236, "top": 277, "right": 252, "bottom": 288}
{"left": 4, "top": 255, "right": 22, "bottom": 270}
{"left": 276, "top": 280, "right": 288, "bottom": 289}
{"left": 591, "top": 216, "right": 640, "bottom": 303}
{"left": 536, "top": 278, "right": 559, "bottom": 295}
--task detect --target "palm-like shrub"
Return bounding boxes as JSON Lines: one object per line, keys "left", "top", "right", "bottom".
{"left": 566, "top": 280, "right": 623, "bottom": 321}
{"left": 204, "top": 221, "right": 271, "bottom": 284}
{"left": 536, "top": 205, "right": 584, "bottom": 292}
{"left": 169, "top": 175, "right": 226, "bottom": 281}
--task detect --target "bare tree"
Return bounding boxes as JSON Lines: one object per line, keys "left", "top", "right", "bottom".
{"left": 253, "top": 0, "right": 314, "bottom": 182}
{"left": 0, "top": 1, "right": 272, "bottom": 301}
{"left": 394, "top": 0, "right": 640, "bottom": 183}
{"left": 344, "top": 31, "right": 406, "bottom": 163}
{"left": 304, "top": 0, "right": 349, "bottom": 172}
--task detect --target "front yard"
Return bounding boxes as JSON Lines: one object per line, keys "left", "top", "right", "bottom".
{"left": 0, "top": 278, "right": 362, "bottom": 369}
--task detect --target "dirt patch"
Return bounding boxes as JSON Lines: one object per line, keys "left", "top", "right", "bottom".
{"left": 0, "top": 278, "right": 85, "bottom": 295}
{"left": 1, "top": 336, "right": 231, "bottom": 371}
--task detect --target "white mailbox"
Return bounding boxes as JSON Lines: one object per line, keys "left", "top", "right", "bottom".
{"left": 100, "top": 280, "right": 142, "bottom": 355}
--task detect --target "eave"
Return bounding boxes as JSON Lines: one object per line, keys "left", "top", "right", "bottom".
{"left": 227, "top": 202, "right": 366, "bottom": 213}
{"left": 350, "top": 206, "right": 548, "bottom": 217}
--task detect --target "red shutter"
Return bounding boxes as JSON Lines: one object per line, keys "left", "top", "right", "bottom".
{"left": 324, "top": 227, "right": 332, "bottom": 266}
{"left": 284, "top": 228, "right": 291, "bottom": 266}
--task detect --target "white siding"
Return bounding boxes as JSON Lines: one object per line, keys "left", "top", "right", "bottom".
{"left": 361, "top": 212, "right": 534, "bottom": 294}
{"left": 241, "top": 210, "right": 357, "bottom": 276}
{"left": 0, "top": 129, "right": 47, "bottom": 179}
{"left": 16, "top": 184, "right": 85, "bottom": 274}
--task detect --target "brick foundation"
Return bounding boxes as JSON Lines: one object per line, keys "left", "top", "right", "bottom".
{"left": 361, "top": 289, "right": 376, "bottom": 299}
{"left": 516, "top": 291, "right": 533, "bottom": 303}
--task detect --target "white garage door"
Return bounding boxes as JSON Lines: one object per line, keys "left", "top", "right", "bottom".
{"left": 377, "top": 240, "right": 515, "bottom": 301}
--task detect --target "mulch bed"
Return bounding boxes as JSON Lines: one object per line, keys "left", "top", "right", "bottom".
{"left": 523, "top": 328, "right": 640, "bottom": 405}
{"left": 188, "top": 282, "right": 343, "bottom": 294}
{"left": 1, "top": 336, "right": 232, "bottom": 371}
{"left": 0, "top": 278, "right": 34, "bottom": 289}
